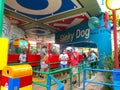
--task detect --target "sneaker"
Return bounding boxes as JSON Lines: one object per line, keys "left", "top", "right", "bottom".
{"left": 72, "top": 80, "right": 77, "bottom": 86}
{"left": 40, "top": 75, "right": 44, "bottom": 79}
{"left": 61, "top": 81, "right": 64, "bottom": 83}
{"left": 64, "top": 80, "right": 67, "bottom": 84}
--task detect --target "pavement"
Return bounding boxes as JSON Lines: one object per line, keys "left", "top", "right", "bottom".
{"left": 32, "top": 72, "right": 105, "bottom": 90}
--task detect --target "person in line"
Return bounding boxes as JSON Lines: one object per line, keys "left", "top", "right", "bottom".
{"left": 39, "top": 46, "right": 48, "bottom": 79}
{"left": 59, "top": 49, "right": 69, "bottom": 84}
{"left": 70, "top": 48, "right": 79, "bottom": 86}
{"left": 19, "top": 49, "right": 27, "bottom": 63}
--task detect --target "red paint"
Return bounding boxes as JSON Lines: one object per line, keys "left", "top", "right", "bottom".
{"left": 20, "top": 75, "right": 32, "bottom": 88}
{"left": 112, "top": 10, "right": 119, "bottom": 69}
{"left": 8, "top": 54, "right": 19, "bottom": 63}
{"left": 6, "top": 15, "right": 27, "bottom": 25}
{"left": 1, "top": 75, "right": 8, "bottom": 86}
{"left": 27, "top": 54, "right": 41, "bottom": 66}
{"left": 0, "top": 70, "right": 2, "bottom": 88}
{"left": 47, "top": 14, "right": 89, "bottom": 30}
{"left": 45, "top": 54, "right": 59, "bottom": 69}
{"left": 28, "top": 43, "right": 30, "bottom": 54}
{"left": 104, "top": 12, "right": 109, "bottom": 28}
{"left": 8, "top": 54, "right": 41, "bottom": 66}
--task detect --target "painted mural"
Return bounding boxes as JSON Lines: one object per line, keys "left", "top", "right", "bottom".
{"left": 2, "top": 16, "right": 11, "bottom": 38}
{"left": 2, "top": 16, "right": 25, "bottom": 43}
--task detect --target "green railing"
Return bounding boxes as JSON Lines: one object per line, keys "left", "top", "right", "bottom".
{"left": 32, "top": 60, "right": 99, "bottom": 90}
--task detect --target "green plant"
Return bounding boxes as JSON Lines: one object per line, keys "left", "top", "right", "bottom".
{"left": 102, "top": 56, "right": 114, "bottom": 90}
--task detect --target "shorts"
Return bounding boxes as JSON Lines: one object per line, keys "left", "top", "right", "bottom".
{"left": 60, "top": 64, "right": 68, "bottom": 69}
{"left": 41, "top": 61, "right": 48, "bottom": 68}
{"left": 72, "top": 67, "right": 78, "bottom": 74}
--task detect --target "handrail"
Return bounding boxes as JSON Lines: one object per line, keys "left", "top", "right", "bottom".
{"left": 32, "top": 60, "right": 98, "bottom": 90}
{"left": 83, "top": 68, "right": 120, "bottom": 90}
{"left": 49, "top": 75, "right": 64, "bottom": 90}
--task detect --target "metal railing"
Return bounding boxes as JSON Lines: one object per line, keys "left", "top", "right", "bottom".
{"left": 83, "top": 68, "right": 120, "bottom": 90}
{"left": 32, "top": 60, "right": 98, "bottom": 90}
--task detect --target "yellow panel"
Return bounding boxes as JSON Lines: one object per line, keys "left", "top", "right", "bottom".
{"left": 0, "top": 38, "right": 8, "bottom": 70}
{"left": 20, "top": 85, "right": 32, "bottom": 90}
{"left": 2, "top": 64, "right": 32, "bottom": 78}
{"left": 1, "top": 86, "right": 7, "bottom": 90}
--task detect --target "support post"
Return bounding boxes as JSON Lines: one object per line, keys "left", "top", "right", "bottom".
{"left": 112, "top": 10, "right": 119, "bottom": 69}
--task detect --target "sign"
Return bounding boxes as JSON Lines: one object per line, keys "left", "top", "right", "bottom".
{"left": 55, "top": 15, "right": 112, "bottom": 68}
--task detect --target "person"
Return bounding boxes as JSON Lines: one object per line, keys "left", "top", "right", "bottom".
{"left": 91, "top": 50, "right": 98, "bottom": 69}
{"left": 59, "top": 49, "right": 69, "bottom": 84}
{"left": 19, "top": 49, "right": 26, "bottom": 63}
{"left": 70, "top": 48, "right": 79, "bottom": 86}
{"left": 87, "top": 50, "right": 98, "bottom": 75}
{"left": 39, "top": 46, "right": 48, "bottom": 78}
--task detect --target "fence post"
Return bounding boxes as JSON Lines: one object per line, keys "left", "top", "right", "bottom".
{"left": 70, "top": 67, "right": 72, "bottom": 90}
{"left": 47, "top": 74, "right": 51, "bottom": 90}
{"left": 83, "top": 68, "right": 86, "bottom": 90}
{"left": 78, "top": 65, "right": 80, "bottom": 87}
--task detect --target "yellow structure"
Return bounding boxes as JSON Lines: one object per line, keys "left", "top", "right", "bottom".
{"left": 1, "top": 64, "right": 32, "bottom": 90}
{"left": 106, "top": 0, "right": 120, "bottom": 10}
{"left": 0, "top": 38, "right": 8, "bottom": 70}
{"left": 20, "top": 85, "right": 32, "bottom": 90}
{"left": 2, "top": 64, "right": 32, "bottom": 78}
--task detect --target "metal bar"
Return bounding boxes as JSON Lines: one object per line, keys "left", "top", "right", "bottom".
{"left": 50, "top": 68, "right": 71, "bottom": 74}
{"left": 84, "top": 68, "right": 114, "bottom": 73}
{"left": 83, "top": 68, "right": 86, "bottom": 90}
{"left": 70, "top": 67, "right": 72, "bottom": 90}
{"left": 85, "top": 80, "right": 120, "bottom": 87}
{"left": 33, "top": 70, "right": 48, "bottom": 74}
{"left": 112, "top": 10, "right": 119, "bottom": 69}
{"left": 32, "top": 81, "right": 47, "bottom": 87}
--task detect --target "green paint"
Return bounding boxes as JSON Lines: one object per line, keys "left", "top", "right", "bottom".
{"left": 0, "top": 0, "right": 4, "bottom": 37}
{"left": 32, "top": 60, "right": 98, "bottom": 89}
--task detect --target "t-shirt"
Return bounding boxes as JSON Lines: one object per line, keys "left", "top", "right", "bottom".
{"left": 91, "top": 52, "right": 97, "bottom": 60}
{"left": 70, "top": 51, "right": 79, "bottom": 66}
{"left": 59, "top": 54, "right": 68, "bottom": 65}
{"left": 19, "top": 53, "right": 26, "bottom": 63}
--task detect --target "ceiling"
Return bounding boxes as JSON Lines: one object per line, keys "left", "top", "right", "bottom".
{"left": 4, "top": 0, "right": 101, "bottom": 41}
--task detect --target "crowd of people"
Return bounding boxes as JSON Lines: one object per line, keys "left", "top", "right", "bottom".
{"left": 18, "top": 46, "right": 98, "bottom": 86}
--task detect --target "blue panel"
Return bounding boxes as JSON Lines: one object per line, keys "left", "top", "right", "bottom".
{"left": 113, "top": 81, "right": 120, "bottom": 90}
{"left": 8, "top": 78, "right": 20, "bottom": 90}
{"left": 17, "top": 0, "right": 48, "bottom": 10}
{"left": 5, "top": 0, "right": 78, "bottom": 19}
{"left": 113, "top": 70, "right": 120, "bottom": 81}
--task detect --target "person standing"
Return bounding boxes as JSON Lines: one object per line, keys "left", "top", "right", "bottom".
{"left": 59, "top": 49, "right": 69, "bottom": 83}
{"left": 70, "top": 48, "right": 79, "bottom": 86}
{"left": 19, "top": 49, "right": 26, "bottom": 63}
{"left": 39, "top": 46, "right": 48, "bottom": 78}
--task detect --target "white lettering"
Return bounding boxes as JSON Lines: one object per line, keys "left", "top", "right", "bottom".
{"left": 76, "top": 28, "right": 90, "bottom": 39}
{"left": 60, "top": 33, "right": 74, "bottom": 42}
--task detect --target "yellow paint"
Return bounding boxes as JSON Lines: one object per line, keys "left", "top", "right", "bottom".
{"left": 106, "top": 0, "right": 120, "bottom": 10}
{"left": 0, "top": 38, "right": 8, "bottom": 70}
{"left": 20, "top": 85, "right": 32, "bottom": 90}
{"left": 13, "top": 40, "right": 19, "bottom": 45}
{"left": 1, "top": 86, "right": 8, "bottom": 90}
{"left": 32, "top": 77, "right": 46, "bottom": 82}
{"left": 2, "top": 64, "right": 32, "bottom": 78}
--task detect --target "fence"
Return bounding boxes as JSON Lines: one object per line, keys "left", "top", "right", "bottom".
{"left": 83, "top": 68, "right": 120, "bottom": 90}
{"left": 32, "top": 60, "right": 98, "bottom": 90}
